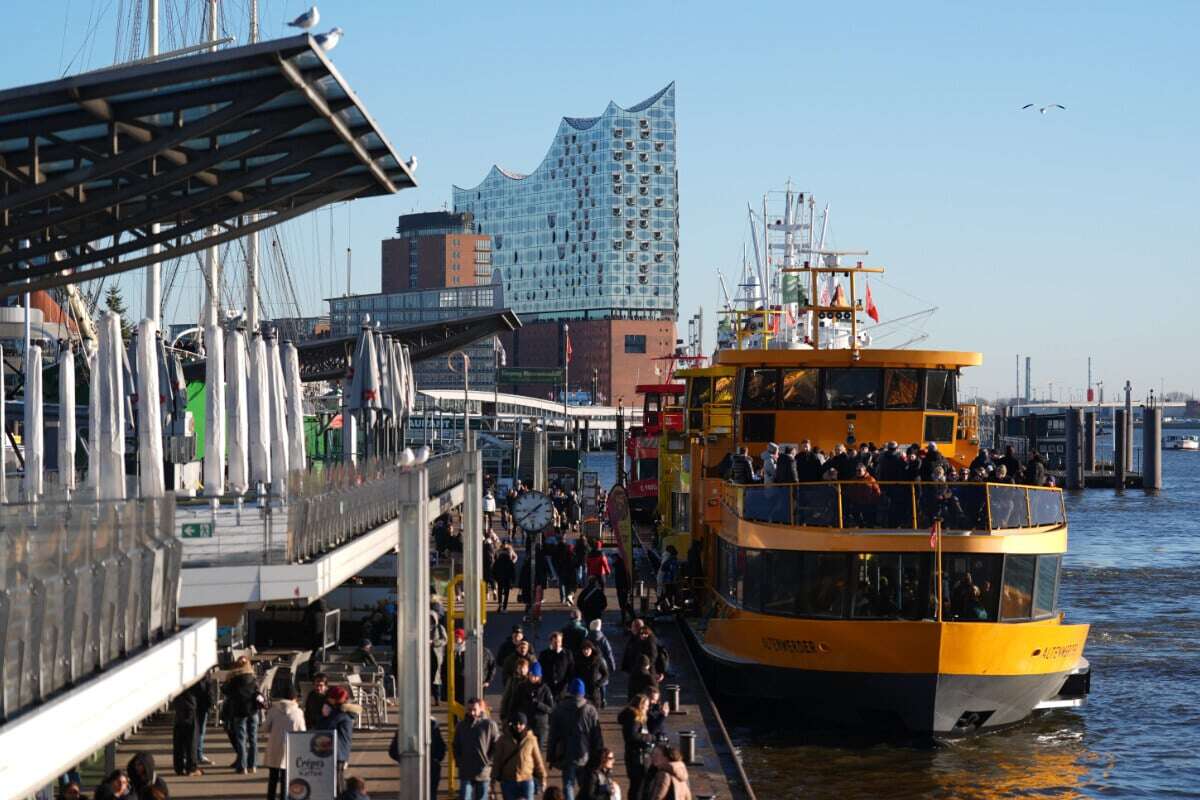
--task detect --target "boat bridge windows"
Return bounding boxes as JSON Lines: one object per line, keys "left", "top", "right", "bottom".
{"left": 736, "top": 366, "right": 957, "bottom": 413}
{"left": 716, "top": 539, "right": 1062, "bottom": 623}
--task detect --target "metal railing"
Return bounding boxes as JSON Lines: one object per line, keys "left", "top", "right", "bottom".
{"left": 721, "top": 479, "right": 1066, "bottom": 533}
{"left": 0, "top": 496, "right": 181, "bottom": 722}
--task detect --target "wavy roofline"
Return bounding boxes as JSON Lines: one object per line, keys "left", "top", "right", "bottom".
{"left": 452, "top": 82, "right": 674, "bottom": 194}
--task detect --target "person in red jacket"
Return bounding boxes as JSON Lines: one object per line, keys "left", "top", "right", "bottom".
{"left": 585, "top": 546, "right": 610, "bottom": 587}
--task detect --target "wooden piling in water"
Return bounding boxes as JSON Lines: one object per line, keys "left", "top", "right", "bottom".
{"left": 1142, "top": 406, "right": 1162, "bottom": 491}
{"left": 1114, "top": 409, "right": 1127, "bottom": 488}
{"left": 1065, "top": 408, "right": 1084, "bottom": 490}
{"left": 1083, "top": 411, "right": 1097, "bottom": 472}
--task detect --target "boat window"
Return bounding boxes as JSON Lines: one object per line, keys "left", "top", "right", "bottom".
{"left": 741, "top": 413, "right": 776, "bottom": 443}
{"left": 924, "top": 414, "right": 955, "bottom": 444}
{"left": 718, "top": 538, "right": 739, "bottom": 601}
{"left": 688, "top": 377, "right": 712, "bottom": 408}
{"left": 740, "top": 368, "right": 779, "bottom": 409}
{"left": 713, "top": 376, "right": 734, "bottom": 405}
{"left": 1033, "top": 554, "right": 1060, "bottom": 618}
{"left": 1029, "top": 489, "right": 1065, "bottom": 526}
{"left": 762, "top": 550, "right": 802, "bottom": 616}
{"left": 781, "top": 368, "right": 820, "bottom": 409}
{"left": 851, "top": 553, "right": 932, "bottom": 620}
{"left": 795, "top": 553, "right": 850, "bottom": 617}
{"left": 823, "top": 368, "right": 881, "bottom": 410}
{"left": 741, "top": 548, "right": 764, "bottom": 611}
{"left": 943, "top": 553, "right": 1003, "bottom": 622}
{"left": 635, "top": 458, "right": 657, "bottom": 481}
{"left": 883, "top": 369, "right": 922, "bottom": 409}
{"left": 999, "top": 554, "right": 1037, "bottom": 621}
{"left": 925, "top": 369, "right": 957, "bottom": 411}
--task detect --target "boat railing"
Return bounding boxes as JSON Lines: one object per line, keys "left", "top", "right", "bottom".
{"left": 721, "top": 479, "right": 1065, "bottom": 533}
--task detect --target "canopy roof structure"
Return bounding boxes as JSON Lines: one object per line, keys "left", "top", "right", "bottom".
{"left": 0, "top": 34, "right": 415, "bottom": 300}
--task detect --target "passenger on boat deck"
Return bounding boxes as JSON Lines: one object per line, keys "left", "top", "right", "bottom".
{"left": 760, "top": 443, "right": 779, "bottom": 483}
{"left": 1026, "top": 451, "right": 1048, "bottom": 487}
{"left": 970, "top": 447, "right": 992, "bottom": 476}
{"left": 729, "top": 446, "right": 758, "bottom": 484}
{"left": 991, "top": 464, "right": 1015, "bottom": 484}
{"left": 796, "top": 440, "right": 824, "bottom": 482}
{"left": 774, "top": 445, "right": 800, "bottom": 483}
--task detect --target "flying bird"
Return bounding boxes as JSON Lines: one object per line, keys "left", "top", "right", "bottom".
{"left": 1021, "top": 103, "right": 1066, "bottom": 115}
{"left": 314, "top": 27, "right": 343, "bottom": 52}
{"left": 287, "top": 5, "right": 319, "bottom": 29}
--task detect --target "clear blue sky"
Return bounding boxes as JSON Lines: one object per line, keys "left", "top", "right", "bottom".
{"left": 4, "top": 1, "right": 1197, "bottom": 400}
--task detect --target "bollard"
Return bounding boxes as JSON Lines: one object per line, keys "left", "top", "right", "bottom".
{"left": 679, "top": 729, "right": 697, "bottom": 764}
{"left": 1142, "top": 406, "right": 1162, "bottom": 491}
{"left": 636, "top": 580, "right": 650, "bottom": 616}
{"left": 665, "top": 683, "right": 682, "bottom": 713}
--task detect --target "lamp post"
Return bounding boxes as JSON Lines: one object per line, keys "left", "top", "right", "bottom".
{"left": 449, "top": 350, "right": 471, "bottom": 450}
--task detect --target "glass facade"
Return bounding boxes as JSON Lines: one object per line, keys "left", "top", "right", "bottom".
{"left": 452, "top": 84, "right": 679, "bottom": 323}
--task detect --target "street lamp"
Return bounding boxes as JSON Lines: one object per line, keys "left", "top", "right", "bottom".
{"left": 448, "top": 350, "right": 471, "bottom": 451}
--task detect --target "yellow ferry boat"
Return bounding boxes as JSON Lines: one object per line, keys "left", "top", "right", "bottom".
{"left": 661, "top": 226, "right": 1090, "bottom": 736}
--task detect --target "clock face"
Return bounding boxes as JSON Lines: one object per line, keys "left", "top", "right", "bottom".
{"left": 512, "top": 491, "right": 554, "bottom": 533}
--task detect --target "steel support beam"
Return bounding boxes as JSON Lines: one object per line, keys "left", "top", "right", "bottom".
{"left": 396, "top": 466, "right": 431, "bottom": 800}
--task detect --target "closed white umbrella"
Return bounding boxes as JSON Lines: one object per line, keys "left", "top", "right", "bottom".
{"left": 247, "top": 331, "right": 271, "bottom": 488}
{"left": 85, "top": 341, "right": 99, "bottom": 495}
{"left": 349, "top": 318, "right": 381, "bottom": 457}
{"left": 266, "top": 332, "right": 290, "bottom": 493}
{"left": 402, "top": 344, "right": 417, "bottom": 411}
{"left": 97, "top": 312, "right": 126, "bottom": 500}
{"left": 135, "top": 319, "right": 165, "bottom": 498}
{"left": 375, "top": 332, "right": 395, "bottom": 458}
{"left": 203, "top": 324, "right": 225, "bottom": 497}
{"left": 23, "top": 344, "right": 43, "bottom": 499}
{"left": 57, "top": 344, "right": 76, "bottom": 492}
{"left": 283, "top": 342, "right": 307, "bottom": 473}
{"left": 225, "top": 323, "right": 249, "bottom": 495}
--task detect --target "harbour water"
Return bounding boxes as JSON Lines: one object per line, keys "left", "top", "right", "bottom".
{"left": 727, "top": 430, "right": 1200, "bottom": 798}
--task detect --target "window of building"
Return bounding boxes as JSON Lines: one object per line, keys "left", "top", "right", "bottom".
{"left": 624, "top": 334, "right": 647, "bottom": 353}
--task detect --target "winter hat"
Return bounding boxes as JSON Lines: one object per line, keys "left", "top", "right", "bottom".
{"left": 588, "top": 619, "right": 603, "bottom": 632}
{"left": 454, "top": 628, "right": 466, "bottom": 641}
{"left": 513, "top": 711, "right": 528, "bottom": 726}
{"left": 567, "top": 678, "right": 586, "bottom": 697}
{"left": 326, "top": 685, "right": 349, "bottom": 705}
{"left": 529, "top": 662, "right": 543, "bottom": 678}
{"left": 360, "top": 638, "right": 372, "bottom": 649}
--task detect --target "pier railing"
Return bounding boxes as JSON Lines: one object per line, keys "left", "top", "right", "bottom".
{"left": 0, "top": 496, "right": 181, "bottom": 722}
{"left": 178, "top": 452, "right": 468, "bottom": 567}
{"left": 721, "top": 479, "right": 1066, "bottom": 533}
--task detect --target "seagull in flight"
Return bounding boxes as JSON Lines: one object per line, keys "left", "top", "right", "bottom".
{"left": 287, "top": 5, "right": 319, "bottom": 30}
{"left": 1022, "top": 103, "right": 1067, "bottom": 115}
{"left": 314, "top": 27, "right": 343, "bottom": 52}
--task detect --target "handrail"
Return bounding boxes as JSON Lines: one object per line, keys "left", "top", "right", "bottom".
{"left": 720, "top": 479, "right": 1066, "bottom": 533}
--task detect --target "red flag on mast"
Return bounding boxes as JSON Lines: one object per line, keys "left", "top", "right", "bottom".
{"left": 865, "top": 282, "right": 880, "bottom": 323}
{"left": 565, "top": 331, "right": 573, "bottom": 364}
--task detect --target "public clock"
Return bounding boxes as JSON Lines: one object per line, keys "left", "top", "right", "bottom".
{"left": 512, "top": 491, "right": 555, "bottom": 533}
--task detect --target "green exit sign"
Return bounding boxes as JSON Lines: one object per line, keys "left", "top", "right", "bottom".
{"left": 181, "top": 522, "right": 214, "bottom": 539}
{"left": 497, "top": 367, "right": 565, "bottom": 385}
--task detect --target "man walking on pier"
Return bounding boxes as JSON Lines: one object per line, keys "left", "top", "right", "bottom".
{"left": 547, "top": 679, "right": 604, "bottom": 800}
{"left": 454, "top": 697, "right": 500, "bottom": 800}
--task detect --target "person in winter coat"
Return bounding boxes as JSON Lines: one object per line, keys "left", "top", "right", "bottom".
{"left": 496, "top": 626, "right": 525, "bottom": 672}
{"left": 572, "top": 639, "right": 610, "bottom": 709}
{"left": 447, "top": 629, "right": 498, "bottom": 705}
{"left": 491, "top": 712, "right": 548, "bottom": 800}
{"left": 577, "top": 577, "right": 608, "bottom": 626}
{"left": 561, "top": 609, "right": 589, "bottom": 654}
{"left": 728, "top": 446, "right": 757, "bottom": 484}
{"left": 547, "top": 680, "right": 605, "bottom": 800}
{"left": 502, "top": 640, "right": 539, "bottom": 687}
{"left": 263, "top": 684, "right": 306, "bottom": 800}
{"left": 536, "top": 630, "right": 573, "bottom": 699}
{"left": 317, "top": 686, "right": 359, "bottom": 790}
{"left": 774, "top": 445, "right": 799, "bottom": 484}
{"left": 514, "top": 662, "right": 556, "bottom": 748}
{"left": 221, "top": 656, "right": 261, "bottom": 773}
{"left": 93, "top": 770, "right": 130, "bottom": 800}
{"left": 582, "top": 747, "right": 622, "bottom": 800}
{"left": 494, "top": 544, "right": 517, "bottom": 612}
{"left": 555, "top": 540, "right": 579, "bottom": 605}
{"left": 304, "top": 673, "right": 329, "bottom": 729}
{"left": 585, "top": 547, "right": 611, "bottom": 586}
{"left": 621, "top": 622, "right": 660, "bottom": 682}
{"left": 500, "top": 658, "right": 533, "bottom": 723}
{"left": 125, "top": 753, "right": 168, "bottom": 800}
{"left": 617, "top": 694, "right": 654, "bottom": 800}
{"left": 430, "top": 612, "right": 449, "bottom": 702}
{"left": 170, "top": 682, "right": 201, "bottom": 776}
{"left": 453, "top": 697, "right": 501, "bottom": 800}
{"left": 335, "top": 775, "right": 370, "bottom": 800}
{"left": 643, "top": 686, "right": 669, "bottom": 739}
{"left": 641, "top": 744, "right": 692, "bottom": 800}
{"left": 760, "top": 443, "right": 779, "bottom": 483}
{"left": 627, "top": 655, "right": 659, "bottom": 702}
{"left": 586, "top": 619, "right": 616, "bottom": 708}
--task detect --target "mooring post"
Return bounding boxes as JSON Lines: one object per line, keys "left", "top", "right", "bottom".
{"left": 1065, "top": 408, "right": 1084, "bottom": 490}
{"left": 1114, "top": 409, "right": 1127, "bottom": 489}
{"left": 1083, "top": 411, "right": 1097, "bottom": 472}
{"left": 1142, "top": 405, "right": 1162, "bottom": 491}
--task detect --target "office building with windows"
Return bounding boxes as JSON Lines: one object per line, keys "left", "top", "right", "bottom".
{"left": 452, "top": 84, "right": 679, "bottom": 403}
{"left": 381, "top": 211, "right": 492, "bottom": 293}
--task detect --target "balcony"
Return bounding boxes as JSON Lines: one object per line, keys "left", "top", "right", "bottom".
{"left": 721, "top": 480, "right": 1066, "bottom": 532}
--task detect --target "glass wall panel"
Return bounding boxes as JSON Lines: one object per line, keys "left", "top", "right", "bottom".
{"left": 688, "top": 377, "right": 712, "bottom": 408}
{"left": 795, "top": 553, "right": 850, "bottom": 617}
{"left": 793, "top": 484, "right": 839, "bottom": 527}
{"left": 762, "top": 551, "right": 801, "bottom": 616}
{"left": 742, "top": 549, "right": 764, "bottom": 611}
{"left": 851, "top": 553, "right": 932, "bottom": 620}
{"left": 741, "top": 485, "right": 791, "bottom": 524}
{"left": 1029, "top": 490, "right": 1065, "bottom": 526}
{"left": 740, "top": 368, "right": 780, "bottom": 409}
{"left": 1000, "top": 554, "right": 1036, "bottom": 620}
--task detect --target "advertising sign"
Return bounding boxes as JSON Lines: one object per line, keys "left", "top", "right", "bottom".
{"left": 606, "top": 485, "right": 633, "bottom": 582}
{"left": 286, "top": 730, "right": 338, "bottom": 799}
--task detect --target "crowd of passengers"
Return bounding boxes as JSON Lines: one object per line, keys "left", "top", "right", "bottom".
{"left": 721, "top": 441, "right": 1056, "bottom": 529}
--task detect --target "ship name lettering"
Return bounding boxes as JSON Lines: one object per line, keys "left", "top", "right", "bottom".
{"left": 761, "top": 637, "right": 819, "bottom": 654}
{"left": 1041, "top": 644, "right": 1079, "bottom": 660}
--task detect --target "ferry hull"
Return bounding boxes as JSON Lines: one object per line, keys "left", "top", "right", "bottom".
{"left": 682, "top": 621, "right": 1079, "bottom": 736}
